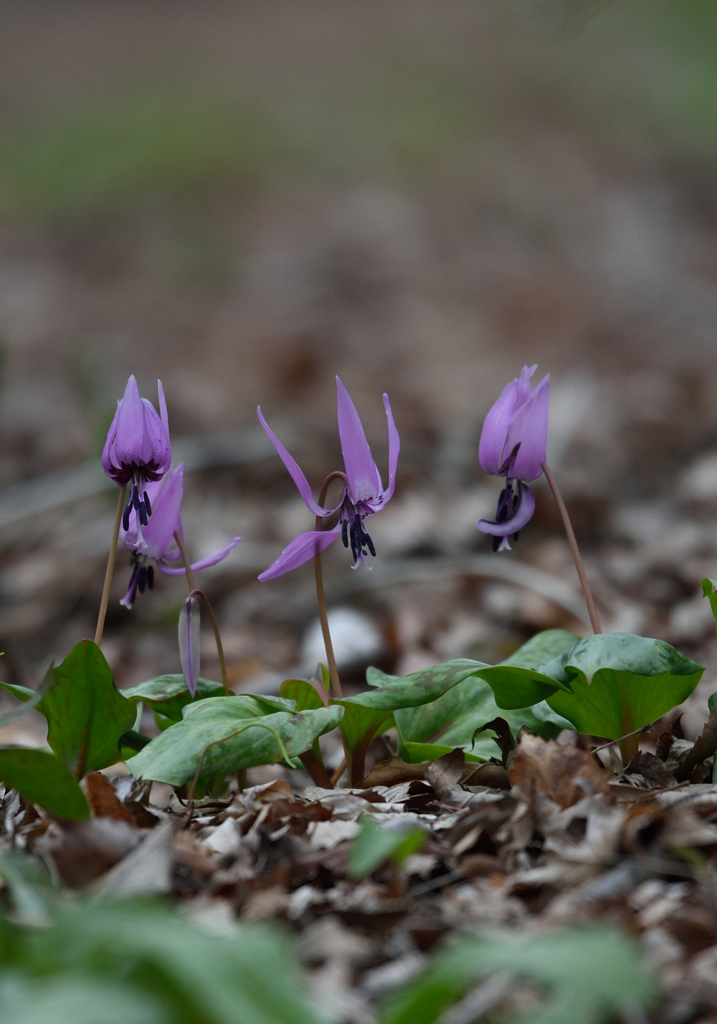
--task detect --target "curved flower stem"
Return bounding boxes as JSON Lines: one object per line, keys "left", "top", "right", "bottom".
{"left": 94, "top": 484, "right": 128, "bottom": 647}
{"left": 172, "top": 530, "right": 230, "bottom": 696}
{"left": 541, "top": 461, "right": 602, "bottom": 635}
{"left": 189, "top": 589, "right": 230, "bottom": 698}
{"left": 314, "top": 471, "right": 349, "bottom": 699}
{"left": 172, "top": 530, "right": 196, "bottom": 594}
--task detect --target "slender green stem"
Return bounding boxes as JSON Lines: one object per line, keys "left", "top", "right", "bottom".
{"left": 313, "top": 471, "right": 349, "bottom": 699}
{"left": 541, "top": 461, "right": 602, "bottom": 634}
{"left": 95, "top": 484, "right": 128, "bottom": 647}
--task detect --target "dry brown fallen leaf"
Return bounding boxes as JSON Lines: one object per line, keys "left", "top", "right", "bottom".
{"left": 509, "top": 734, "right": 610, "bottom": 809}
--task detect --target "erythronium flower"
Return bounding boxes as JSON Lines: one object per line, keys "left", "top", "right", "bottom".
{"left": 118, "top": 464, "right": 241, "bottom": 608}
{"left": 257, "top": 376, "right": 399, "bottom": 581}
{"left": 102, "top": 375, "right": 172, "bottom": 543}
{"left": 477, "top": 364, "right": 550, "bottom": 552}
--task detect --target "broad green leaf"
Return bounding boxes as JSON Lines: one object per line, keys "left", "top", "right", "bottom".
{"left": 703, "top": 578, "right": 717, "bottom": 637}
{"left": 31, "top": 641, "right": 136, "bottom": 778}
{"left": 279, "top": 678, "right": 325, "bottom": 711}
{"left": 334, "top": 660, "right": 486, "bottom": 754}
{"left": 501, "top": 629, "right": 582, "bottom": 668}
{"left": 395, "top": 671, "right": 571, "bottom": 763}
{"left": 121, "top": 674, "right": 225, "bottom": 721}
{"left": 348, "top": 816, "right": 428, "bottom": 879}
{"left": 366, "top": 666, "right": 397, "bottom": 687}
{"left": 126, "top": 698, "right": 343, "bottom": 785}
{"left": 543, "top": 633, "right": 704, "bottom": 738}
{"left": 0, "top": 750, "right": 89, "bottom": 821}
{"left": 472, "top": 630, "right": 580, "bottom": 709}
{"left": 381, "top": 926, "right": 653, "bottom": 1024}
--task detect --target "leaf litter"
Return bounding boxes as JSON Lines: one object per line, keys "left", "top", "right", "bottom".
{"left": 3, "top": 710, "right": 717, "bottom": 1021}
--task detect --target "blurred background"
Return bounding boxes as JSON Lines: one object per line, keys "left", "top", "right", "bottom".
{"left": 1, "top": 0, "right": 717, "bottom": 739}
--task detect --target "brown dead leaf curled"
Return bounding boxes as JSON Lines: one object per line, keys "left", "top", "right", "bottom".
{"left": 85, "top": 773, "right": 134, "bottom": 823}
{"left": 360, "top": 757, "right": 429, "bottom": 788}
{"left": 426, "top": 749, "right": 466, "bottom": 804}
{"left": 509, "top": 734, "right": 609, "bottom": 809}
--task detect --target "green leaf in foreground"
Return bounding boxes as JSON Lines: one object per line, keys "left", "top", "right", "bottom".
{"left": 542, "top": 633, "right": 704, "bottom": 738}
{"left": 126, "top": 698, "right": 343, "bottom": 785}
{"left": 348, "top": 816, "right": 428, "bottom": 879}
{"left": 8, "top": 641, "right": 137, "bottom": 779}
{"left": 1, "top": 898, "right": 324, "bottom": 1024}
{"left": 0, "top": 750, "right": 89, "bottom": 821}
{"left": 381, "top": 926, "right": 653, "bottom": 1024}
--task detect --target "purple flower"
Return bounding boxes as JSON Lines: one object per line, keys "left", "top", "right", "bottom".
{"left": 119, "top": 464, "right": 241, "bottom": 608}
{"left": 102, "top": 375, "right": 172, "bottom": 540}
{"left": 477, "top": 364, "right": 550, "bottom": 552}
{"left": 257, "top": 376, "right": 399, "bottom": 581}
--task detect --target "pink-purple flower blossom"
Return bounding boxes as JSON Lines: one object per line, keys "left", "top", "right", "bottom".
{"left": 477, "top": 364, "right": 550, "bottom": 552}
{"left": 119, "top": 464, "right": 241, "bottom": 608}
{"left": 102, "top": 376, "right": 172, "bottom": 541}
{"left": 257, "top": 377, "right": 399, "bottom": 581}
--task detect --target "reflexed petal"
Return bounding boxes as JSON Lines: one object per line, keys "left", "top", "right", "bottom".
{"left": 477, "top": 482, "right": 536, "bottom": 537}
{"left": 178, "top": 595, "right": 201, "bottom": 697}
{"left": 157, "top": 379, "right": 169, "bottom": 439}
{"left": 381, "top": 392, "right": 400, "bottom": 504}
{"left": 336, "top": 377, "right": 382, "bottom": 503}
{"left": 158, "top": 536, "right": 242, "bottom": 576}
{"left": 478, "top": 377, "right": 521, "bottom": 475}
{"left": 509, "top": 374, "right": 550, "bottom": 482}
{"left": 257, "top": 407, "right": 340, "bottom": 517}
{"left": 258, "top": 527, "right": 342, "bottom": 582}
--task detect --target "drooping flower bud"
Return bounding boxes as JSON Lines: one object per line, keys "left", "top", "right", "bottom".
{"left": 102, "top": 376, "right": 172, "bottom": 542}
{"left": 178, "top": 595, "right": 201, "bottom": 696}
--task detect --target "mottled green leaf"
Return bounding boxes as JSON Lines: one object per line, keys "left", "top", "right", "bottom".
{"left": 126, "top": 697, "right": 342, "bottom": 785}
{"left": 335, "top": 659, "right": 486, "bottom": 754}
{"left": 279, "top": 678, "right": 325, "bottom": 711}
{"left": 472, "top": 630, "right": 580, "bottom": 709}
{"left": 121, "top": 674, "right": 225, "bottom": 721}
{"left": 543, "top": 633, "right": 704, "bottom": 738}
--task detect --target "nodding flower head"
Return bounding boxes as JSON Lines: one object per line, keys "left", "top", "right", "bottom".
{"left": 477, "top": 364, "right": 550, "bottom": 552}
{"left": 102, "top": 376, "right": 172, "bottom": 543}
{"left": 118, "top": 464, "right": 241, "bottom": 608}
{"left": 256, "top": 376, "right": 399, "bottom": 581}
